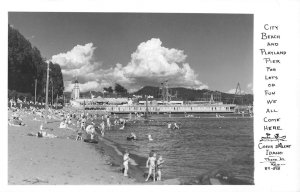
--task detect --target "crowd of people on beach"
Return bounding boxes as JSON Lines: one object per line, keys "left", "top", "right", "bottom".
{"left": 8, "top": 97, "right": 254, "bottom": 185}
{"left": 8, "top": 97, "right": 181, "bottom": 182}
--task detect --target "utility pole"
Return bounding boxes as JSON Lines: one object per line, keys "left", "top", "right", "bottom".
{"left": 56, "top": 94, "right": 58, "bottom": 110}
{"left": 145, "top": 95, "right": 149, "bottom": 119}
{"left": 45, "top": 61, "right": 50, "bottom": 111}
{"left": 35, "top": 79, "right": 37, "bottom": 104}
{"left": 83, "top": 100, "right": 86, "bottom": 116}
{"left": 51, "top": 80, "right": 54, "bottom": 108}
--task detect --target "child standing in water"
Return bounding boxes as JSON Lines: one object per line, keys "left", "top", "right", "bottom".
{"left": 106, "top": 116, "right": 111, "bottom": 130}
{"left": 145, "top": 152, "right": 157, "bottom": 182}
{"left": 100, "top": 121, "right": 105, "bottom": 137}
{"left": 167, "top": 123, "right": 172, "bottom": 129}
{"left": 156, "top": 155, "right": 165, "bottom": 181}
{"left": 123, "top": 150, "right": 130, "bottom": 177}
{"left": 173, "top": 122, "right": 179, "bottom": 129}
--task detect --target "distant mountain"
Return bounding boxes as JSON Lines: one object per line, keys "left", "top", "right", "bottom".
{"left": 133, "top": 86, "right": 207, "bottom": 100}
{"left": 133, "top": 86, "right": 161, "bottom": 97}
{"left": 65, "top": 86, "right": 253, "bottom": 105}
{"left": 133, "top": 86, "right": 253, "bottom": 105}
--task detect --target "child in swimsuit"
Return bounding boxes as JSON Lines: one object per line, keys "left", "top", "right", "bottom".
{"left": 80, "top": 118, "right": 86, "bottom": 131}
{"left": 76, "top": 129, "right": 83, "bottom": 141}
{"left": 167, "top": 123, "right": 172, "bottom": 129}
{"left": 145, "top": 153, "right": 157, "bottom": 182}
{"left": 100, "top": 121, "right": 105, "bottom": 137}
{"left": 106, "top": 116, "right": 111, "bottom": 130}
{"left": 156, "top": 155, "right": 165, "bottom": 181}
{"left": 173, "top": 123, "right": 179, "bottom": 129}
{"left": 123, "top": 150, "right": 130, "bottom": 177}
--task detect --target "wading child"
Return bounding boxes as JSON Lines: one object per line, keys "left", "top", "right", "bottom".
{"left": 106, "top": 116, "right": 111, "bottom": 130}
{"left": 173, "top": 122, "right": 179, "bottom": 129}
{"left": 167, "top": 123, "right": 172, "bottom": 129}
{"left": 100, "top": 121, "right": 105, "bottom": 137}
{"left": 123, "top": 150, "right": 130, "bottom": 177}
{"left": 156, "top": 155, "right": 165, "bottom": 181}
{"left": 145, "top": 152, "right": 157, "bottom": 182}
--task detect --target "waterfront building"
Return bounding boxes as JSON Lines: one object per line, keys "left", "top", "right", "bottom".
{"left": 71, "top": 78, "right": 80, "bottom": 100}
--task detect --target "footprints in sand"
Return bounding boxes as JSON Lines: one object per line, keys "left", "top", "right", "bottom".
{"left": 63, "top": 171, "right": 73, "bottom": 178}
{"left": 22, "top": 177, "right": 49, "bottom": 184}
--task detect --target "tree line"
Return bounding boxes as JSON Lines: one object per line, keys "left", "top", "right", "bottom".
{"left": 78, "top": 83, "right": 129, "bottom": 99}
{"left": 8, "top": 25, "right": 64, "bottom": 103}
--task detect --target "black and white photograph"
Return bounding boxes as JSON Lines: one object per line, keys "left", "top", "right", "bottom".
{"left": 1, "top": 0, "right": 300, "bottom": 192}
{"left": 7, "top": 12, "right": 254, "bottom": 185}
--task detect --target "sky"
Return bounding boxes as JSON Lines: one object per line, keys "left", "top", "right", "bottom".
{"left": 8, "top": 12, "right": 253, "bottom": 93}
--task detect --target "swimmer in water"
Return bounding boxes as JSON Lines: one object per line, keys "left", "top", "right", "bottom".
{"left": 131, "top": 132, "right": 137, "bottom": 140}
{"left": 119, "top": 119, "right": 126, "bottom": 130}
{"left": 148, "top": 134, "right": 153, "bottom": 141}
{"left": 127, "top": 132, "right": 137, "bottom": 141}
{"left": 173, "top": 123, "right": 179, "bottom": 129}
{"left": 167, "top": 123, "right": 172, "bottom": 129}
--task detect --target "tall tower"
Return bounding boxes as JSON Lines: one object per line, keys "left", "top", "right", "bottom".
{"left": 232, "top": 82, "right": 243, "bottom": 105}
{"left": 72, "top": 77, "right": 80, "bottom": 100}
{"left": 158, "top": 80, "right": 177, "bottom": 103}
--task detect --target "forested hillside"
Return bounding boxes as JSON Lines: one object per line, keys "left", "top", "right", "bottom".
{"left": 8, "top": 25, "right": 64, "bottom": 102}
{"left": 133, "top": 86, "right": 253, "bottom": 105}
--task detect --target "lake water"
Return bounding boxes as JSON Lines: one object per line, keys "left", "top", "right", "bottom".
{"left": 93, "top": 113, "right": 254, "bottom": 184}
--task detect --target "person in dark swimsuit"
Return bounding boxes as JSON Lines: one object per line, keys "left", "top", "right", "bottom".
{"left": 156, "top": 155, "right": 165, "bottom": 181}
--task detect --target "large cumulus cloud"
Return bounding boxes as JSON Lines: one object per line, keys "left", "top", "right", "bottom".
{"left": 50, "top": 38, "right": 208, "bottom": 92}
{"left": 51, "top": 43, "right": 97, "bottom": 70}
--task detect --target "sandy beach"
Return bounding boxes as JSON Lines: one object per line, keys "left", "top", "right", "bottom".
{"left": 8, "top": 110, "right": 138, "bottom": 185}
{"left": 8, "top": 108, "right": 250, "bottom": 185}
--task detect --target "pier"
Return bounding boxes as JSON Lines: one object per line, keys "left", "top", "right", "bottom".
{"left": 83, "top": 103, "right": 236, "bottom": 114}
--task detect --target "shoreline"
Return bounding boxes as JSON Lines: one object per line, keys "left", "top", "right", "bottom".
{"left": 7, "top": 109, "right": 181, "bottom": 185}
{"left": 8, "top": 110, "right": 138, "bottom": 185}
{"left": 8, "top": 108, "right": 253, "bottom": 185}
{"left": 91, "top": 132, "right": 181, "bottom": 184}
